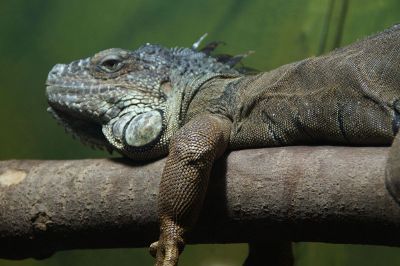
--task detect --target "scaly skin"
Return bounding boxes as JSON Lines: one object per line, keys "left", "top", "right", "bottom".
{"left": 46, "top": 25, "right": 400, "bottom": 265}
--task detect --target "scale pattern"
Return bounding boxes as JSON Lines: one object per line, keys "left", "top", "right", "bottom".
{"left": 46, "top": 25, "right": 400, "bottom": 266}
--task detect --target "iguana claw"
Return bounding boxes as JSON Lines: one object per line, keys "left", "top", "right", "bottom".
{"left": 149, "top": 241, "right": 158, "bottom": 258}
{"left": 150, "top": 233, "right": 184, "bottom": 266}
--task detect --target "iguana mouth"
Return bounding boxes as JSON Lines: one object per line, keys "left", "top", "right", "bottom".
{"left": 46, "top": 83, "right": 118, "bottom": 153}
{"left": 46, "top": 80, "right": 129, "bottom": 124}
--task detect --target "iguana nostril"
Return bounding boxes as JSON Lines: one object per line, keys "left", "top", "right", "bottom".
{"left": 52, "top": 64, "right": 66, "bottom": 74}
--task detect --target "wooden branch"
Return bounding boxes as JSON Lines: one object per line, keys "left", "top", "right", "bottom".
{"left": 0, "top": 146, "right": 399, "bottom": 259}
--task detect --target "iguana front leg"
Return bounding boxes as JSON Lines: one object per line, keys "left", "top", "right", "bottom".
{"left": 150, "top": 114, "right": 232, "bottom": 266}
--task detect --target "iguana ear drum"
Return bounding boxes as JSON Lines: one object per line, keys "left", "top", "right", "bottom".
{"left": 124, "top": 110, "right": 163, "bottom": 147}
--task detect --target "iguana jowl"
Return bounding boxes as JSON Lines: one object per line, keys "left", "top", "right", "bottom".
{"left": 46, "top": 25, "right": 400, "bottom": 266}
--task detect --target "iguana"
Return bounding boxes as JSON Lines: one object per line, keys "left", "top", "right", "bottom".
{"left": 46, "top": 24, "right": 400, "bottom": 266}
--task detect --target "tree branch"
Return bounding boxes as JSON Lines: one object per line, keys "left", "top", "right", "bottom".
{"left": 0, "top": 146, "right": 399, "bottom": 259}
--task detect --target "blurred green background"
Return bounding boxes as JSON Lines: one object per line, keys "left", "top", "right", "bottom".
{"left": 1, "top": 0, "right": 400, "bottom": 265}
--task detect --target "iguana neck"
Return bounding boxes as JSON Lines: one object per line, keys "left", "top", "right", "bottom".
{"left": 171, "top": 72, "right": 241, "bottom": 126}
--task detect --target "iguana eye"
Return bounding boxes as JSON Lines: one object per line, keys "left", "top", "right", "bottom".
{"left": 98, "top": 55, "right": 124, "bottom": 73}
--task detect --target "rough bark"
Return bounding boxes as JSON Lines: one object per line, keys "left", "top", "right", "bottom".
{"left": 0, "top": 146, "right": 399, "bottom": 259}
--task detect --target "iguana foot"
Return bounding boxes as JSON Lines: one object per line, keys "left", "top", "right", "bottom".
{"left": 149, "top": 221, "right": 185, "bottom": 266}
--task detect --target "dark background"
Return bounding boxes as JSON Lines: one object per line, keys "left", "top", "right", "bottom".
{"left": 1, "top": 0, "right": 400, "bottom": 265}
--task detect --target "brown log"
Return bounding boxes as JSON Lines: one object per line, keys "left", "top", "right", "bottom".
{"left": 0, "top": 146, "right": 399, "bottom": 259}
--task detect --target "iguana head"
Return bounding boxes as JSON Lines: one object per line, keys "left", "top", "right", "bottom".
{"left": 46, "top": 36, "right": 249, "bottom": 159}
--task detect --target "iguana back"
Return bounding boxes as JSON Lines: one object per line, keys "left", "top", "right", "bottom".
{"left": 185, "top": 25, "right": 400, "bottom": 150}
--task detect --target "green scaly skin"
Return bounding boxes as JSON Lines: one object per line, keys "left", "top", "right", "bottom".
{"left": 46, "top": 25, "right": 400, "bottom": 265}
